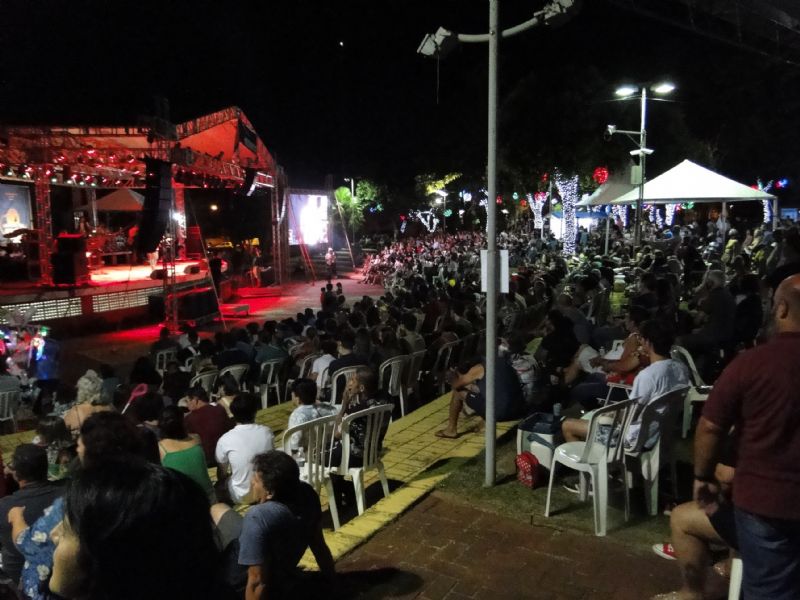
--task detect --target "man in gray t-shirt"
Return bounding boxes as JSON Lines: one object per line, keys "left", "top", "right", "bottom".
{"left": 238, "top": 451, "right": 334, "bottom": 598}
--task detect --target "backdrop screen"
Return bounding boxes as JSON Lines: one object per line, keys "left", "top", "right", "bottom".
{"left": 288, "top": 193, "right": 329, "bottom": 245}
{"left": 0, "top": 183, "right": 33, "bottom": 239}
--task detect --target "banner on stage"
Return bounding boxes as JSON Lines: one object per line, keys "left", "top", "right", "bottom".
{"left": 288, "top": 192, "right": 329, "bottom": 246}
{"left": 0, "top": 183, "right": 33, "bottom": 239}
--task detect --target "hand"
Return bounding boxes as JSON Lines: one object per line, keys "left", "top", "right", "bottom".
{"left": 445, "top": 369, "right": 458, "bottom": 385}
{"left": 7, "top": 506, "right": 25, "bottom": 527}
{"left": 693, "top": 479, "right": 720, "bottom": 510}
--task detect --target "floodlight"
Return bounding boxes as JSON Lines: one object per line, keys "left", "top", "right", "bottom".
{"left": 615, "top": 85, "right": 638, "bottom": 97}
{"left": 651, "top": 82, "right": 676, "bottom": 95}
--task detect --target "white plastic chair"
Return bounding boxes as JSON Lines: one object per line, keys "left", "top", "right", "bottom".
{"left": 328, "top": 403, "right": 393, "bottom": 515}
{"left": 0, "top": 391, "right": 20, "bottom": 432}
{"left": 378, "top": 355, "right": 410, "bottom": 418}
{"left": 219, "top": 363, "right": 249, "bottom": 390}
{"left": 545, "top": 400, "right": 633, "bottom": 536}
{"left": 403, "top": 350, "right": 426, "bottom": 404}
{"left": 284, "top": 352, "right": 322, "bottom": 403}
{"left": 671, "top": 345, "right": 712, "bottom": 438}
{"left": 257, "top": 359, "right": 284, "bottom": 409}
{"left": 190, "top": 370, "right": 218, "bottom": 395}
{"left": 281, "top": 414, "right": 341, "bottom": 531}
{"left": 154, "top": 349, "right": 177, "bottom": 376}
{"left": 728, "top": 556, "right": 742, "bottom": 600}
{"left": 182, "top": 355, "right": 195, "bottom": 373}
{"left": 328, "top": 365, "right": 367, "bottom": 410}
{"left": 623, "top": 387, "right": 689, "bottom": 516}
{"left": 432, "top": 341, "right": 459, "bottom": 395}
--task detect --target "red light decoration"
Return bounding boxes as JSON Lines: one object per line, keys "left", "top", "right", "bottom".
{"left": 592, "top": 166, "right": 609, "bottom": 185}
{"left": 399, "top": 215, "right": 406, "bottom": 221}
{"left": 540, "top": 173, "right": 549, "bottom": 182}
{"left": 496, "top": 195, "right": 503, "bottom": 205}
{"left": 520, "top": 199, "right": 528, "bottom": 208}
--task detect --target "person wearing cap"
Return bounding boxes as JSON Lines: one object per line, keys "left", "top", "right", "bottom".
{"left": 0, "top": 444, "right": 62, "bottom": 585}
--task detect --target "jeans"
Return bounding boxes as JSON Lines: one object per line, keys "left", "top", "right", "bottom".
{"left": 735, "top": 507, "right": 800, "bottom": 600}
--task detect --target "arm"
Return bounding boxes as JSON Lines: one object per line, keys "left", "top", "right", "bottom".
{"left": 308, "top": 520, "right": 335, "bottom": 578}
{"left": 449, "top": 363, "right": 485, "bottom": 391}
{"left": 599, "top": 336, "right": 640, "bottom": 374}
{"left": 245, "top": 564, "right": 267, "bottom": 600}
{"left": 8, "top": 506, "right": 28, "bottom": 543}
{"left": 693, "top": 416, "right": 726, "bottom": 506}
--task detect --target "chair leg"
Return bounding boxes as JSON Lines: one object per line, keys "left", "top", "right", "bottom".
{"left": 261, "top": 388, "right": 269, "bottom": 410}
{"left": 622, "top": 463, "right": 631, "bottom": 523}
{"left": 324, "top": 477, "right": 341, "bottom": 531}
{"left": 682, "top": 398, "right": 692, "bottom": 438}
{"left": 728, "top": 557, "right": 743, "bottom": 600}
{"left": 351, "top": 468, "right": 366, "bottom": 515}
{"left": 544, "top": 461, "right": 558, "bottom": 517}
{"left": 377, "top": 462, "right": 390, "bottom": 498}
{"left": 670, "top": 458, "right": 678, "bottom": 502}
{"left": 643, "top": 457, "right": 659, "bottom": 517}
{"left": 593, "top": 466, "right": 607, "bottom": 537}
{"left": 399, "top": 388, "right": 407, "bottom": 418}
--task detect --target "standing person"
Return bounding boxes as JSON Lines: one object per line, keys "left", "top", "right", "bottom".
{"left": 238, "top": 451, "right": 335, "bottom": 600}
{"left": 694, "top": 274, "right": 800, "bottom": 599}
{"left": 215, "top": 394, "right": 274, "bottom": 504}
{"left": 325, "top": 247, "right": 337, "bottom": 282}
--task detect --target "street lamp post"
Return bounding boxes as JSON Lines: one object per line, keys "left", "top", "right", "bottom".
{"left": 418, "top": 0, "right": 581, "bottom": 487}
{"left": 607, "top": 81, "right": 674, "bottom": 248}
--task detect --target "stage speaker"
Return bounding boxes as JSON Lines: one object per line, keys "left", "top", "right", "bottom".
{"left": 184, "top": 264, "right": 201, "bottom": 275}
{"left": 56, "top": 234, "right": 86, "bottom": 255}
{"left": 52, "top": 252, "right": 89, "bottom": 285}
{"left": 185, "top": 226, "right": 203, "bottom": 257}
{"left": 242, "top": 167, "right": 257, "bottom": 197}
{"left": 150, "top": 268, "right": 166, "bottom": 280}
{"left": 136, "top": 158, "right": 173, "bottom": 254}
{"left": 148, "top": 287, "right": 219, "bottom": 321}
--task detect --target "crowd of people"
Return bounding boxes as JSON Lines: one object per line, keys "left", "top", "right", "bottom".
{"left": 0, "top": 211, "right": 796, "bottom": 598}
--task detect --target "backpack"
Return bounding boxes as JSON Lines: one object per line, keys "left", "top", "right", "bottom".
{"left": 515, "top": 451, "right": 540, "bottom": 489}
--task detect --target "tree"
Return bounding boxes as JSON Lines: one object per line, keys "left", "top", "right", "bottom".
{"left": 334, "top": 186, "right": 365, "bottom": 239}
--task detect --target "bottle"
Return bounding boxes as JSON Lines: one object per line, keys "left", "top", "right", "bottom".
{"left": 553, "top": 403, "right": 562, "bottom": 418}
{"left": 296, "top": 447, "right": 306, "bottom": 467}
{"left": 599, "top": 346, "right": 606, "bottom": 358}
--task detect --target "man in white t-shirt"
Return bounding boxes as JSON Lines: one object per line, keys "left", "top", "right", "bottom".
{"left": 215, "top": 393, "right": 274, "bottom": 504}
{"left": 286, "top": 379, "right": 337, "bottom": 452}
{"left": 309, "top": 339, "right": 337, "bottom": 392}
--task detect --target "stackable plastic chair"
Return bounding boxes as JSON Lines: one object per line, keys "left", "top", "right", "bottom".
{"left": 328, "top": 365, "right": 368, "bottom": 410}
{"left": 0, "top": 391, "right": 20, "bottom": 432}
{"left": 284, "top": 352, "right": 322, "bottom": 403}
{"left": 154, "top": 349, "right": 177, "bottom": 376}
{"left": 281, "top": 414, "right": 341, "bottom": 530}
{"left": 328, "top": 404, "right": 393, "bottom": 515}
{"left": 378, "top": 355, "right": 410, "bottom": 418}
{"left": 190, "top": 370, "right": 219, "bottom": 395}
{"left": 728, "top": 556, "right": 743, "bottom": 600}
{"left": 545, "top": 400, "right": 633, "bottom": 536}
{"left": 671, "top": 345, "right": 712, "bottom": 437}
{"left": 257, "top": 359, "right": 285, "bottom": 409}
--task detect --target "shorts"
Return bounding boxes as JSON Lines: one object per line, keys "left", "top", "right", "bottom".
{"left": 215, "top": 508, "right": 243, "bottom": 551}
{"left": 465, "top": 391, "right": 486, "bottom": 418}
{"left": 708, "top": 502, "right": 738, "bottom": 551}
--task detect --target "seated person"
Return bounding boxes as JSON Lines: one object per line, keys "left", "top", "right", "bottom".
{"left": 435, "top": 354, "right": 525, "bottom": 439}
{"left": 238, "top": 451, "right": 335, "bottom": 599}
{"left": 185, "top": 386, "right": 233, "bottom": 466}
{"left": 286, "top": 379, "right": 337, "bottom": 454}
{"left": 563, "top": 319, "right": 689, "bottom": 446}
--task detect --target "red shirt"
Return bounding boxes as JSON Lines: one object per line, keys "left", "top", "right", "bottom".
{"left": 184, "top": 403, "right": 232, "bottom": 465}
{"left": 703, "top": 332, "right": 800, "bottom": 520}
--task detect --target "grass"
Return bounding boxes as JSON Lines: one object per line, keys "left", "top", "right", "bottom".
{"left": 435, "top": 432, "right": 685, "bottom": 550}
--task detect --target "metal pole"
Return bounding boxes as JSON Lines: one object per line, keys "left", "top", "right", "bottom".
{"left": 604, "top": 212, "right": 610, "bottom": 254}
{"left": 484, "top": 0, "right": 499, "bottom": 488}
{"left": 635, "top": 87, "right": 647, "bottom": 248}
{"left": 773, "top": 197, "right": 779, "bottom": 231}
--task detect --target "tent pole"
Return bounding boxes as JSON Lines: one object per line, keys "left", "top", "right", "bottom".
{"left": 773, "top": 197, "right": 779, "bottom": 231}
{"left": 604, "top": 212, "right": 610, "bottom": 255}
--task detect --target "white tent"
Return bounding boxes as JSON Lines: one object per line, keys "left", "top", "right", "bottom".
{"left": 95, "top": 188, "right": 144, "bottom": 212}
{"left": 608, "top": 159, "right": 776, "bottom": 205}
{"left": 577, "top": 180, "right": 636, "bottom": 207}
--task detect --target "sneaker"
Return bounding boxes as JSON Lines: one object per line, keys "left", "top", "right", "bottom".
{"left": 652, "top": 543, "right": 677, "bottom": 561}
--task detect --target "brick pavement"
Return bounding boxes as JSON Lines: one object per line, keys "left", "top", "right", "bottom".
{"left": 331, "top": 492, "right": 681, "bottom": 599}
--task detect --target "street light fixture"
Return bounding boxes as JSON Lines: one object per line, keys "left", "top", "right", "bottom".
{"left": 606, "top": 81, "right": 675, "bottom": 247}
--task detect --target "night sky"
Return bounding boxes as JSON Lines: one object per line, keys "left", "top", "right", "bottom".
{"left": 1, "top": 1, "right": 799, "bottom": 196}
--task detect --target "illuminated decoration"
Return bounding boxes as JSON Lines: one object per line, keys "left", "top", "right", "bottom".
{"left": 754, "top": 178, "right": 781, "bottom": 224}
{"left": 400, "top": 220, "right": 407, "bottom": 234}
{"left": 496, "top": 195, "right": 503, "bottom": 205}
{"left": 512, "top": 192, "right": 519, "bottom": 200}
{"left": 422, "top": 172, "right": 462, "bottom": 196}
{"left": 501, "top": 208, "right": 509, "bottom": 214}
{"left": 461, "top": 191, "right": 473, "bottom": 203}
{"left": 592, "top": 166, "right": 609, "bottom": 185}
{"left": 654, "top": 207, "right": 664, "bottom": 228}
{"left": 529, "top": 192, "right": 546, "bottom": 229}
{"left": 413, "top": 210, "right": 440, "bottom": 233}
{"left": 443, "top": 208, "right": 452, "bottom": 217}
{"left": 520, "top": 199, "right": 528, "bottom": 208}
{"left": 367, "top": 203, "right": 384, "bottom": 213}
{"left": 555, "top": 171, "right": 579, "bottom": 256}
{"left": 541, "top": 173, "right": 549, "bottom": 182}
{"left": 458, "top": 209, "right": 465, "bottom": 216}
{"left": 612, "top": 204, "right": 628, "bottom": 227}
{"left": 680, "top": 202, "right": 695, "bottom": 210}
{"left": 776, "top": 178, "right": 789, "bottom": 189}
{"left": 665, "top": 203, "right": 677, "bottom": 226}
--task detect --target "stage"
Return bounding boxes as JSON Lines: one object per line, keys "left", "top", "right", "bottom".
{"left": 0, "top": 260, "right": 210, "bottom": 330}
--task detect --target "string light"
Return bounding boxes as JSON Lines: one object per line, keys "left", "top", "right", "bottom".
{"left": 555, "top": 171, "right": 578, "bottom": 256}
{"left": 612, "top": 204, "right": 628, "bottom": 227}
{"left": 413, "top": 210, "right": 440, "bottom": 233}
{"left": 754, "top": 178, "right": 775, "bottom": 224}
{"left": 529, "top": 192, "right": 545, "bottom": 230}
{"left": 665, "top": 203, "right": 676, "bottom": 226}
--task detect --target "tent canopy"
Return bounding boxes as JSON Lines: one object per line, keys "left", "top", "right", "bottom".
{"left": 609, "top": 160, "right": 776, "bottom": 205}
{"left": 578, "top": 180, "right": 636, "bottom": 207}
{"left": 95, "top": 188, "right": 144, "bottom": 212}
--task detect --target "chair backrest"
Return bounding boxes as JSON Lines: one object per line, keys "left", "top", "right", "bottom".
{"left": 0, "top": 391, "right": 20, "bottom": 421}
{"left": 259, "top": 359, "right": 285, "bottom": 385}
{"left": 626, "top": 387, "right": 689, "bottom": 455}
{"left": 405, "top": 350, "right": 426, "bottom": 390}
{"left": 378, "top": 355, "right": 409, "bottom": 397}
{"left": 458, "top": 334, "right": 476, "bottom": 364}
{"left": 219, "top": 363, "right": 249, "bottom": 387}
{"left": 581, "top": 400, "right": 633, "bottom": 465}
{"left": 338, "top": 403, "right": 393, "bottom": 472}
{"left": 670, "top": 345, "right": 706, "bottom": 387}
{"left": 190, "top": 370, "right": 219, "bottom": 394}
{"left": 183, "top": 356, "right": 195, "bottom": 372}
{"left": 610, "top": 339, "right": 625, "bottom": 354}
{"left": 434, "top": 341, "right": 457, "bottom": 373}
{"left": 280, "top": 414, "right": 337, "bottom": 492}
{"left": 298, "top": 352, "right": 322, "bottom": 379}
{"left": 155, "top": 349, "right": 177, "bottom": 373}
{"left": 329, "top": 365, "right": 368, "bottom": 408}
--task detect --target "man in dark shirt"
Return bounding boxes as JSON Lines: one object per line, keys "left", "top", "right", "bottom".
{"left": 695, "top": 274, "right": 800, "bottom": 599}
{"left": 0, "top": 444, "right": 62, "bottom": 584}
{"left": 184, "top": 386, "right": 232, "bottom": 465}
{"left": 327, "top": 330, "right": 367, "bottom": 402}
{"left": 214, "top": 332, "right": 251, "bottom": 370}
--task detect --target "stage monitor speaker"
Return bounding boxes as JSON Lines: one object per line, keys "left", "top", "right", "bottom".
{"left": 185, "top": 226, "right": 203, "bottom": 257}
{"left": 184, "top": 264, "right": 201, "bottom": 275}
{"left": 56, "top": 234, "right": 86, "bottom": 255}
{"left": 136, "top": 158, "right": 173, "bottom": 254}
{"left": 148, "top": 288, "right": 219, "bottom": 321}
{"left": 259, "top": 267, "right": 275, "bottom": 286}
{"left": 150, "top": 268, "right": 166, "bottom": 280}
{"left": 52, "top": 252, "right": 89, "bottom": 285}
